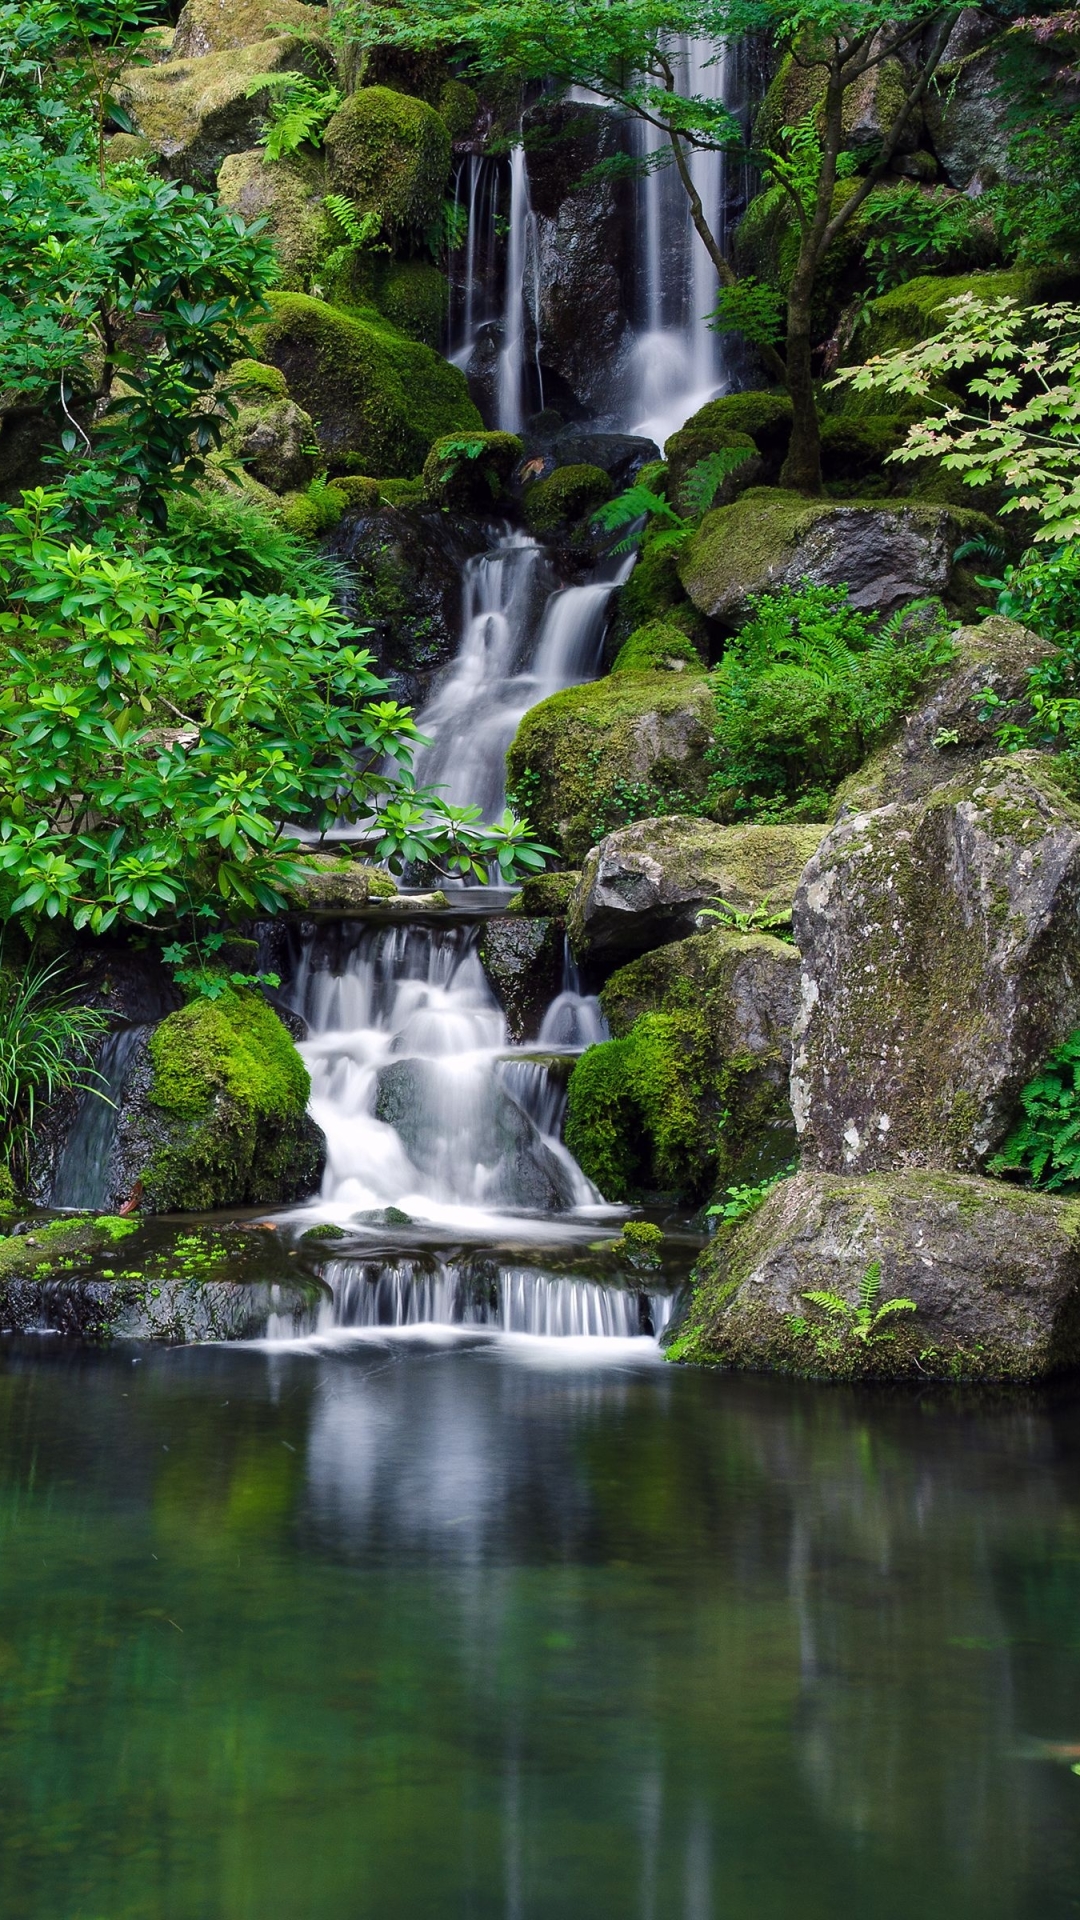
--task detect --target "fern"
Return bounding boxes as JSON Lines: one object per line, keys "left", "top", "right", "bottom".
{"left": 425, "top": 197, "right": 469, "bottom": 260}
{"left": 681, "top": 446, "right": 754, "bottom": 518}
{"left": 246, "top": 74, "right": 342, "bottom": 162}
{"left": 789, "top": 1261, "right": 917, "bottom": 1358}
{"left": 323, "top": 193, "right": 382, "bottom": 247}
{"left": 989, "top": 1028, "right": 1080, "bottom": 1189}
{"left": 594, "top": 452, "right": 750, "bottom": 556}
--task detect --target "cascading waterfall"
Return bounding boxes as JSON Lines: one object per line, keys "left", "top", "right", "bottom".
{"left": 276, "top": 1257, "right": 674, "bottom": 1340}
{"left": 497, "top": 144, "right": 543, "bottom": 433}
{"left": 50, "top": 1024, "right": 145, "bottom": 1210}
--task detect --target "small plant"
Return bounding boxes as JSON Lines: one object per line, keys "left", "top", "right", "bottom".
{"left": 989, "top": 1029, "right": 1080, "bottom": 1190}
{"left": 696, "top": 895, "right": 793, "bottom": 937}
{"left": 592, "top": 450, "right": 753, "bottom": 555}
{"left": 706, "top": 1168, "right": 789, "bottom": 1225}
{"left": 427, "top": 436, "right": 503, "bottom": 497}
{"left": 247, "top": 73, "right": 343, "bottom": 162}
{"left": 425, "top": 196, "right": 469, "bottom": 260}
{"left": 787, "top": 1261, "right": 917, "bottom": 1360}
{"left": 0, "top": 953, "right": 110, "bottom": 1182}
{"left": 161, "top": 914, "right": 281, "bottom": 1003}
{"left": 314, "top": 193, "right": 387, "bottom": 291}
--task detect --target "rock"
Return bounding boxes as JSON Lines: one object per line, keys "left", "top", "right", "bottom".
{"left": 506, "top": 872, "right": 581, "bottom": 916}
{"left": 674, "top": 1168, "right": 1080, "bottom": 1382}
{"left": 217, "top": 147, "right": 329, "bottom": 292}
{"left": 565, "top": 927, "right": 801, "bottom": 1200}
{"left": 923, "top": 28, "right": 1015, "bottom": 191}
{"left": 568, "top": 816, "right": 827, "bottom": 961}
{"left": 285, "top": 856, "right": 397, "bottom": 911}
{"left": 791, "top": 754, "right": 1080, "bottom": 1177}
{"left": 479, "top": 916, "right": 564, "bottom": 1042}
{"left": 754, "top": 47, "right": 922, "bottom": 162}
{"left": 549, "top": 432, "right": 660, "bottom": 490}
{"left": 853, "top": 267, "right": 1062, "bottom": 361}
{"left": 222, "top": 381, "right": 316, "bottom": 493}
{"left": 173, "top": 0, "right": 328, "bottom": 56}
{"left": 326, "top": 503, "right": 486, "bottom": 701}
{"left": 610, "top": 622, "right": 706, "bottom": 674}
{"left": 324, "top": 86, "right": 451, "bottom": 241}
{"left": 522, "top": 463, "right": 612, "bottom": 542}
{"left": 374, "top": 1058, "right": 578, "bottom": 1209}
{"left": 116, "top": 35, "right": 330, "bottom": 182}
{"left": 114, "top": 990, "right": 326, "bottom": 1212}
{"left": 253, "top": 291, "right": 481, "bottom": 475}
{"left": 506, "top": 676, "right": 716, "bottom": 867}
{"left": 831, "top": 616, "right": 1056, "bottom": 817}
{"left": 347, "top": 258, "right": 449, "bottom": 348}
{"left": 422, "top": 430, "right": 523, "bottom": 509}
{"left": 679, "top": 486, "right": 995, "bottom": 628}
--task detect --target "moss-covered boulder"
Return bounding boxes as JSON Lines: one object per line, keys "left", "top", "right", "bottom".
{"left": 565, "top": 926, "right": 800, "bottom": 1201}
{"left": 753, "top": 46, "right": 922, "bottom": 163}
{"left": 523, "top": 463, "right": 613, "bottom": 544}
{"left": 505, "top": 871, "right": 581, "bottom": 916}
{"left": 678, "top": 486, "right": 994, "bottom": 628}
{"left": 830, "top": 616, "right": 1055, "bottom": 819}
{"left": 852, "top": 267, "right": 1066, "bottom": 361}
{"left": 216, "top": 147, "right": 330, "bottom": 291}
{"left": 568, "top": 815, "right": 826, "bottom": 961}
{"left": 116, "top": 36, "right": 329, "bottom": 181}
{"left": 422, "top": 431, "right": 523, "bottom": 509}
{"left": 792, "top": 754, "right": 1080, "bottom": 1179}
{"left": 349, "top": 258, "right": 449, "bottom": 347}
{"left": 664, "top": 421, "right": 760, "bottom": 515}
{"left": 324, "top": 86, "right": 451, "bottom": 241}
{"left": 478, "top": 916, "right": 564, "bottom": 1043}
{"left": 131, "top": 990, "right": 325, "bottom": 1212}
{"left": 173, "top": 0, "right": 328, "bottom": 56}
{"left": 285, "top": 855, "right": 397, "bottom": 911}
{"left": 610, "top": 622, "right": 705, "bottom": 675}
{"left": 254, "top": 291, "right": 480, "bottom": 475}
{"left": 672, "top": 1169, "right": 1080, "bottom": 1381}
{"left": 606, "top": 538, "right": 709, "bottom": 663}
{"left": 506, "top": 673, "right": 715, "bottom": 867}
{"left": 221, "top": 367, "right": 316, "bottom": 492}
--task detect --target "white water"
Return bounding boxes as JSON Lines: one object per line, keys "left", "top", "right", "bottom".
{"left": 270, "top": 1258, "right": 674, "bottom": 1342}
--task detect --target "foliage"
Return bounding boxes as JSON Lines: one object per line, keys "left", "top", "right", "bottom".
{"left": 425, "top": 196, "right": 469, "bottom": 260}
{"left": 0, "top": 137, "right": 277, "bottom": 523}
{"left": 984, "top": 24, "right": 1080, "bottom": 270}
{"left": 163, "top": 488, "right": 348, "bottom": 602}
{"left": 247, "top": 72, "right": 342, "bottom": 163}
{"left": 834, "top": 295, "right": 1080, "bottom": 542}
{"left": 0, "top": 0, "right": 159, "bottom": 156}
{"left": 696, "top": 895, "right": 793, "bottom": 936}
{"left": 0, "top": 949, "right": 109, "bottom": 1180}
{"left": 711, "top": 275, "right": 785, "bottom": 350}
{"left": 705, "top": 1168, "right": 789, "bottom": 1223}
{"left": 989, "top": 1028, "right": 1080, "bottom": 1190}
{"left": 0, "top": 489, "right": 551, "bottom": 933}
{"left": 787, "top": 1261, "right": 917, "bottom": 1358}
{"left": 859, "top": 185, "right": 980, "bottom": 303}
{"left": 707, "top": 584, "right": 952, "bottom": 816}
{"left": 594, "top": 450, "right": 753, "bottom": 554}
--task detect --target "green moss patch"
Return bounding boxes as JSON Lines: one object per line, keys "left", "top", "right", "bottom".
{"left": 523, "top": 463, "right": 612, "bottom": 538}
{"left": 324, "top": 85, "right": 450, "bottom": 239}
{"left": 611, "top": 621, "right": 705, "bottom": 675}
{"left": 422, "top": 430, "right": 523, "bottom": 508}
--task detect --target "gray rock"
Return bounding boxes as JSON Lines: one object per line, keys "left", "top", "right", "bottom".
{"left": 116, "top": 36, "right": 332, "bottom": 183}
{"left": 479, "top": 916, "right": 564, "bottom": 1042}
{"left": 923, "top": 14, "right": 1013, "bottom": 191}
{"left": 677, "top": 1168, "right": 1080, "bottom": 1381}
{"left": 830, "top": 615, "right": 1056, "bottom": 817}
{"left": 679, "top": 487, "right": 995, "bottom": 628}
{"left": 549, "top": 432, "right": 661, "bottom": 489}
{"left": 225, "top": 395, "right": 316, "bottom": 493}
{"left": 285, "top": 855, "right": 397, "bottom": 912}
{"left": 792, "top": 754, "right": 1080, "bottom": 1176}
{"left": 568, "top": 816, "right": 826, "bottom": 961}
{"left": 328, "top": 505, "right": 491, "bottom": 704}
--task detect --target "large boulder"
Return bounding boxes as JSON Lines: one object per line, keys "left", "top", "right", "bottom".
{"left": 506, "top": 675, "right": 714, "bottom": 868}
{"left": 217, "top": 147, "right": 330, "bottom": 291}
{"left": 853, "top": 267, "right": 1063, "bottom": 361}
{"left": 565, "top": 927, "right": 800, "bottom": 1201}
{"left": 831, "top": 615, "right": 1055, "bottom": 817}
{"left": 326, "top": 502, "right": 486, "bottom": 701}
{"left": 792, "top": 754, "right": 1080, "bottom": 1176}
{"left": 220, "top": 360, "right": 316, "bottom": 492}
{"left": 285, "top": 855, "right": 398, "bottom": 911}
{"left": 324, "top": 87, "right": 451, "bottom": 241}
{"left": 479, "top": 917, "right": 564, "bottom": 1044}
{"left": 172, "top": 0, "right": 328, "bottom": 56}
{"left": 568, "top": 816, "right": 827, "bottom": 961}
{"left": 254, "top": 292, "right": 481, "bottom": 476}
{"left": 111, "top": 989, "right": 326, "bottom": 1212}
{"left": 678, "top": 487, "right": 994, "bottom": 628}
{"left": 673, "top": 1168, "right": 1080, "bottom": 1382}
{"left": 116, "top": 36, "right": 329, "bottom": 182}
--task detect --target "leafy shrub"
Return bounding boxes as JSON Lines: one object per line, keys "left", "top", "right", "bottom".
{"left": 989, "top": 1030, "right": 1080, "bottom": 1191}
{"left": 706, "top": 584, "right": 952, "bottom": 819}
{"left": 163, "top": 488, "right": 348, "bottom": 600}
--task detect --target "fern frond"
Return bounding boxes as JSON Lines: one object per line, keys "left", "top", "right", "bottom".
{"left": 872, "top": 1296, "right": 917, "bottom": 1319}
{"left": 802, "top": 1289, "right": 852, "bottom": 1319}
{"left": 593, "top": 485, "right": 682, "bottom": 533}
{"left": 682, "top": 447, "right": 754, "bottom": 519}
{"left": 858, "top": 1261, "right": 882, "bottom": 1313}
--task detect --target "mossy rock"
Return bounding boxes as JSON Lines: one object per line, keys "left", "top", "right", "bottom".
{"left": 422, "top": 430, "right": 523, "bottom": 509}
{"left": 852, "top": 267, "right": 1069, "bottom": 361}
{"left": 506, "top": 672, "right": 715, "bottom": 866}
{"left": 347, "top": 257, "right": 449, "bottom": 347}
{"left": 173, "top": 0, "right": 328, "bottom": 57}
{"left": 141, "top": 989, "right": 325, "bottom": 1212}
{"left": 663, "top": 425, "right": 760, "bottom": 515}
{"left": 523, "top": 463, "right": 612, "bottom": 539}
{"left": 334, "top": 474, "right": 381, "bottom": 514}
{"left": 116, "top": 35, "right": 331, "bottom": 182}
{"left": 505, "top": 870, "right": 582, "bottom": 916}
{"left": 324, "top": 86, "right": 451, "bottom": 240}
{"left": 607, "top": 538, "right": 708, "bottom": 663}
{"left": 217, "top": 146, "right": 330, "bottom": 292}
{"left": 222, "top": 385, "right": 316, "bottom": 493}
{"left": 286, "top": 854, "right": 397, "bottom": 909}
{"left": 377, "top": 476, "right": 425, "bottom": 507}
{"left": 565, "top": 926, "right": 799, "bottom": 1202}
{"left": 228, "top": 357, "right": 289, "bottom": 400}
{"left": 611, "top": 622, "right": 705, "bottom": 675}
{"left": 664, "top": 390, "right": 793, "bottom": 497}
{"left": 280, "top": 479, "right": 345, "bottom": 535}
{"left": 254, "top": 291, "right": 481, "bottom": 475}
{"left": 753, "top": 46, "right": 919, "bottom": 162}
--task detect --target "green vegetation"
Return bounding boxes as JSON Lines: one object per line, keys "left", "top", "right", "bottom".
{"left": 787, "top": 1262, "right": 917, "bottom": 1359}
{"left": 0, "top": 951, "right": 109, "bottom": 1183}
{"left": 989, "top": 1031, "right": 1080, "bottom": 1192}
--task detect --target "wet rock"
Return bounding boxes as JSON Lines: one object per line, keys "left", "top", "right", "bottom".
{"left": 327, "top": 503, "right": 486, "bottom": 701}
{"left": 831, "top": 616, "right": 1056, "bottom": 818}
{"left": 421, "top": 430, "right": 523, "bottom": 510}
{"left": 923, "top": 14, "right": 1016, "bottom": 191}
{"left": 549, "top": 432, "right": 661, "bottom": 490}
{"left": 374, "top": 1058, "right": 578, "bottom": 1209}
{"left": 676, "top": 1168, "right": 1080, "bottom": 1382}
{"left": 792, "top": 754, "right": 1080, "bottom": 1176}
{"left": 172, "top": 0, "right": 328, "bottom": 56}
{"left": 116, "top": 35, "right": 331, "bottom": 182}
{"left": 507, "top": 677, "right": 716, "bottom": 868}
{"left": 285, "top": 855, "right": 398, "bottom": 912}
{"left": 679, "top": 487, "right": 995, "bottom": 628}
{"left": 568, "top": 816, "right": 826, "bottom": 961}
{"left": 565, "top": 927, "right": 801, "bottom": 1201}
{"left": 479, "top": 916, "right": 564, "bottom": 1042}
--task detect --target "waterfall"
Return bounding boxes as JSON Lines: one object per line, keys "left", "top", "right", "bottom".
{"left": 537, "top": 938, "right": 608, "bottom": 1050}
{"left": 291, "top": 1257, "right": 675, "bottom": 1339}
{"left": 288, "top": 920, "right": 602, "bottom": 1229}
{"left": 50, "top": 1024, "right": 144, "bottom": 1211}
{"left": 496, "top": 144, "right": 542, "bottom": 432}
{"left": 409, "top": 530, "right": 630, "bottom": 820}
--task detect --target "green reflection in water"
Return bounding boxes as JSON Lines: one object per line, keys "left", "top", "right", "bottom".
{"left": 0, "top": 1339, "right": 1077, "bottom": 1918}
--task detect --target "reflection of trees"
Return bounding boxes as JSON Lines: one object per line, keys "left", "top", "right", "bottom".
{"left": 0, "top": 1348, "right": 1076, "bottom": 1915}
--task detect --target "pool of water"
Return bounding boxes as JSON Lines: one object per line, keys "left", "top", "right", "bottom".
{"left": 1, "top": 1334, "right": 1079, "bottom": 1917}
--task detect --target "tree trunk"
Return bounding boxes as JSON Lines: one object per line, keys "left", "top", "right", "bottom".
{"left": 779, "top": 278, "right": 820, "bottom": 494}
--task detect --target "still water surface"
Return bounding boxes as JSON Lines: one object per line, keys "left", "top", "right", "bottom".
{"left": 1, "top": 1334, "right": 1079, "bottom": 1918}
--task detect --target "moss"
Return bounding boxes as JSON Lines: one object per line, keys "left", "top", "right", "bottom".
{"left": 287, "top": 853, "right": 397, "bottom": 908}
{"left": 506, "top": 672, "right": 715, "bottom": 865}
{"left": 853, "top": 269, "right": 1058, "bottom": 360}
{"left": 173, "top": 0, "right": 328, "bottom": 55}
{"left": 565, "top": 1010, "right": 712, "bottom": 1199}
{"left": 117, "top": 35, "right": 328, "bottom": 181}
{"left": 255, "top": 290, "right": 480, "bottom": 475}
{"left": 523, "top": 463, "right": 612, "bottom": 537}
{"left": 611, "top": 621, "right": 706, "bottom": 675}
{"left": 505, "top": 870, "right": 581, "bottom": 915}
{"left": 144, "top": 989, "right": 322, "bottom": 1212}
{"left": 664, "top": 426, "right": 758, "bottom": 513}
{"left": 324, "top": 86, "right": 451, "bottom": 240}
{"left": 422, "top": 430, "right": 523, "bottom": 509}
{"left": 216, "top": 147, "right": 330, "bottom": 291}
{"left": 280, "top": 479, "right": 345, "bottom": 536}
{"left": 0, "top": 1165, "right": 16, "bottom": 1214}
{"left": 0, "top": 1214, "right": 137, "bottom": 1282}
{"left": 437, "top": 78, "right": 478, "bottom": 139}
{"left": 377, "top": 476, "right": 425, "bottom": 506}
{"left": 608, "top": 539, "right": 708, "bottom": 660}
{"left": 333, "top": 474, "right": 381, "bottom": 514}
{"left": 368, "top": 260, "right": 448, "bottom": 347}
{"left": 228, "top": 358, "right": 290, "bottom": 401}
